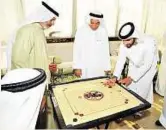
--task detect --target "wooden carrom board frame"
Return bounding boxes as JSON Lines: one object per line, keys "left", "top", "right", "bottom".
{"left": 49, "top": 77, "right": 151, "bottom": 129}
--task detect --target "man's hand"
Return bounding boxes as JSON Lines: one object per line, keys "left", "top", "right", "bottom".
{"left": 40, "top": 96, "right": 46, "bottom": 112}
{"left": 74, "top": 69, "right": 82, "bottom": 77}
{"left": 119, "top": 76, "right": 132, "bottom": 86}
{"left": 49, "top": 63, "right": 57, "bottom": 72}
{"left": 103, "top": 77, "right": 117, "bottom": 87}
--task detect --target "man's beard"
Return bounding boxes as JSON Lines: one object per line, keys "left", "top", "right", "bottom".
{"left": 43, "top": 25, "right": 48, "bottom": 30}
{"left": 43, "top": 24, "right": 52, "bottom": 30}
{"left": 126, "top": 44, "right": 133, "bottom": 48}
{"left": 126, "top": 39, "right": 136, "bottom": 48}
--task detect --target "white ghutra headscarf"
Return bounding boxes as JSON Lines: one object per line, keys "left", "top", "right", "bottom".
{"left": 0, "top": 68, "right": 47, "bottom": 129}
{"left": 85, "top": 10, "right": 107, "bottom": 30}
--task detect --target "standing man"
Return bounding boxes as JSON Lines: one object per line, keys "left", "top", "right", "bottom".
{"left": 105, "top": 22, "right": 158, "bottom": 104}
{"left": 73, "top": 11, "right": 111, "bottom": 79}
{"left": 7, "top": 0, "right": 60, "bottom": 82}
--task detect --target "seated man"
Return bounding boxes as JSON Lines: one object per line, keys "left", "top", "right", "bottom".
{"left": 105, "top": 22, "right": 158, "bottom": 105}
{"left": 73, "top": 11, "right": 111, "bottom": 79}
{"left": 7, "top": 0, "right": 60, "bottom": 82}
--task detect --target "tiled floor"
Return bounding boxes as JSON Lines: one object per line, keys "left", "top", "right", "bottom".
{"left": 46, "top": 92, "right": 165, "bottom": 129}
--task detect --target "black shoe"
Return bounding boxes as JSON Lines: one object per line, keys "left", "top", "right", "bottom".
{"left": 155, "top": 120, "right": 162, "bottom": 126}
{"left": 133, "top": 112, "right": 144, "bottom": 119}
{"left": 115, "top": 118, "right": 123, "bottom": 123}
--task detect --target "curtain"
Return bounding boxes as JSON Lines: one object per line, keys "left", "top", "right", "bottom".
{"left": 1, "top": 0, "right": 166, "bottom": 44}
{"left": 144, "top": 0, "right": 166, "bottom": 49}
{"left": 0, "top": 0, "right": 24, "bottom": 43}
{"left": 76, "top": 0, "right": 96, "bottom": 29}
{"left": 55, "top": 0, "right": 73, "bottom": 37}
{"left": 95, "top": 0, "right": 118, "bottom": 36}
{"left": 117, "top": 0, "right": 144, "bottom": 33}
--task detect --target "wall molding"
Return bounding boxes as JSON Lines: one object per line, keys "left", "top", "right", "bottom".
{"left": 46, "top": 37, "right": 120, "bottom": 43}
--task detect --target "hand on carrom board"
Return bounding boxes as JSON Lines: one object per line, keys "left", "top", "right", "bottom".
{"left": 74, "top": 69, "right": 82, "bottom": 77}
{"left": 118, "top": 76, "right": 132, "bottom": 86}
{"left": 103, "top": 78, "right": 117, "bottom": 87}
{"left": 49, "top": 63, "right": 57, "bottom": 72}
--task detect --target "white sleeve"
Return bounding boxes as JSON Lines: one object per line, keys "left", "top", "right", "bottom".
{"left": 113, "top": 43, "right": 127, "bottom": 79}
{"left": 129, "top": 43, "right": 157, "bottom": 82}
{"left": 73, "top": 30, "right": 84, "bottom": 69}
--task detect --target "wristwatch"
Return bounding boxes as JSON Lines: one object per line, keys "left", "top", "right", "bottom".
{"left": 112, "top": 75, "right": 118, "bottom": 82}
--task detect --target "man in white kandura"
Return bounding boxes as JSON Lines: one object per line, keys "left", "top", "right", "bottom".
{"left": 7, "top": 0, "right": 60, "bottom": 82}
{"left": 105, "top": 22, "right": 158, "bottom": 106}
{"left": 155, "top": 32, "right": 166, "bottom": 96}
{"left": 0, "top": 68, "right": 47, "bottom": 129}
{"left": 73, "top": 11, "right": 111, "bottom": 79}
{"left": 155, "top": 90, "right": 166, "bottom": 128}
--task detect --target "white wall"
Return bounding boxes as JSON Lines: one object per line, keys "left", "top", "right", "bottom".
{"left": 0, "top": 0, "right": 24, "bottom": 43}
{"left": 47, "top": 42, "right": 74, "bottom": 62}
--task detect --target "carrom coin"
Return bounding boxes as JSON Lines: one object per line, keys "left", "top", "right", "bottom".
{"left": 73, "top": 118, "right": 78, "bottom": 122}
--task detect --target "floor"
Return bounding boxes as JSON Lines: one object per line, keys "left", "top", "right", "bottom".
{"left": 46, "top": 92, "right": 165, "bottom": 129}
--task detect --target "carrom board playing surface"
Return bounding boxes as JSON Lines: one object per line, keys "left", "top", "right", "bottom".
{"left": 50, "top": 77, "right": 151, "bottom": 129}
